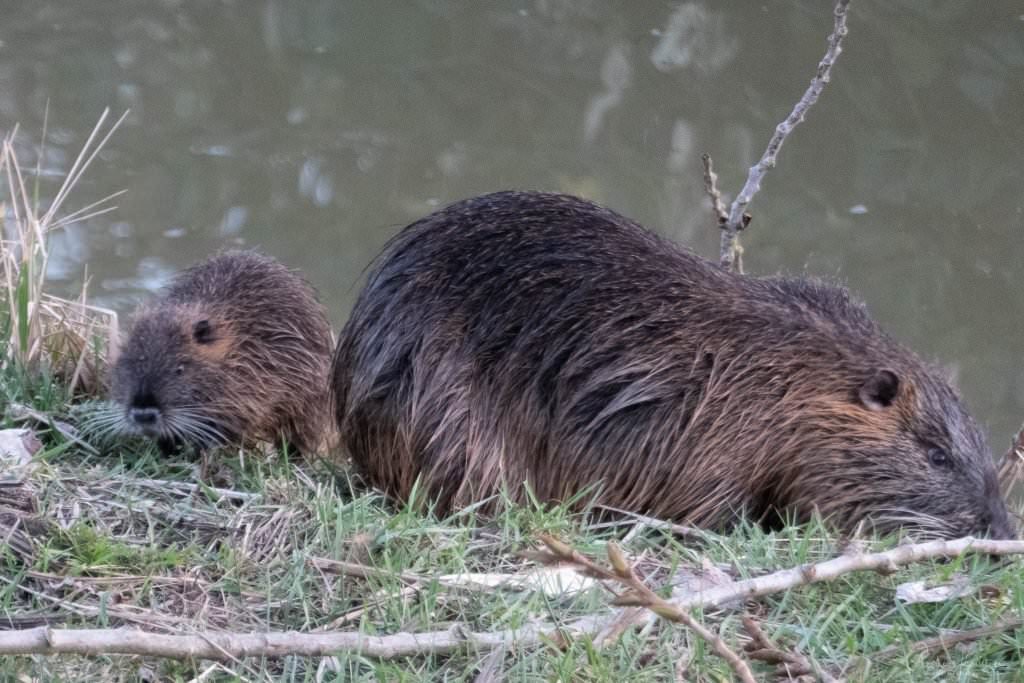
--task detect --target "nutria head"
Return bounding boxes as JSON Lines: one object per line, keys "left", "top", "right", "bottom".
{"left": 108, "top": 303, "right": 239, "bottom": 448}
{"left": 95, "top": 250, "right": 334, "bottom": 455}
{"left": 716, "top": 276, "right": 1016, "bottom": 540}
{"left": 761, "top": 361, "right": 1015, "bottom": 540}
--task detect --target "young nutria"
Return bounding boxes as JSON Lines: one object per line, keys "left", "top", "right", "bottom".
{"left": 100, "top": 250, "right": 333, "bottom": 456}
{"left": 331, "top": 191, "right": 1015, "bottom": 539}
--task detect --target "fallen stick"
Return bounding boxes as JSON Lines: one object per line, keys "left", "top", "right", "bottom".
{"left": 0, "top": 623, "right": 539, "bottom": 660}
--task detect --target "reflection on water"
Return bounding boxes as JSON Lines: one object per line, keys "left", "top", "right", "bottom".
{"left": 2, "top": 1, "right": 1023, "bottom": 449}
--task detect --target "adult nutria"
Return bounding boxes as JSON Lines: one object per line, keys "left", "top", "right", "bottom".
{"left": 99, "top": 249, "right": 334, "bottom": 456}
{"left": 331, "top": 191, "right": 1016, "bottom": 539}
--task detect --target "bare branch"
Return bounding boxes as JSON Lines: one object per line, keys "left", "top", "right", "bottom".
{"left": 719, "top": 0, "right": 852, "bottom": 271}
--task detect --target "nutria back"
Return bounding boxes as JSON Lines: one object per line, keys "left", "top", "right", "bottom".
{"left": 331, "top": 191, "right": 1015, "bottom": 539}
{"left": 107, "top": 250, "right": 333, "bottom": 455}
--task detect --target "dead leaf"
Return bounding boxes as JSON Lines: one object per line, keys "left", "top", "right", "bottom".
{"left": 895, "top": 575, "right": 973, "bottom": 604}
{"left": 0, "top": 428, "right": 41, "bottom": 484}
{"left": 672, "top": 558, "right": 738, "bottom": 606}
{"left": 438, "top": 565, "right": 597, "bottom": 597}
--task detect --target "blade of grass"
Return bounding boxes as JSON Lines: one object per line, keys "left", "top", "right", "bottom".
{"left": 16, "top": 264, "right": 30, "bottom": 361}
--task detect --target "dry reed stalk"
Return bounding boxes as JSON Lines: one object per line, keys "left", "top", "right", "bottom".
{"left": 1, "top": 109, "right": 126, "bottom": 395}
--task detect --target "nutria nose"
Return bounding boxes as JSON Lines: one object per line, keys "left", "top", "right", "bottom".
{"left": 130, "top": 407, "right": 160, "bottom": 426}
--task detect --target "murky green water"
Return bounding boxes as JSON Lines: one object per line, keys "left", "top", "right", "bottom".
{"left": 2, "top": 2, "right": 1023, "bottom": 450}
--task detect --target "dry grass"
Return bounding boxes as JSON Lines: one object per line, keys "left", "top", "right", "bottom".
{"left": 1, "top": 110, "right": 123, "bottom": 396}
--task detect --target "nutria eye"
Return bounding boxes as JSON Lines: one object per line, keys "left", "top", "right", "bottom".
{"left": 928, "top": 447, "right": 950, "bottom": 468}
{"left": 193, "top": 320, "right": 214, "bottom": 344}
{"left": 175, "top": 364, "right": 184, "bottom": 376}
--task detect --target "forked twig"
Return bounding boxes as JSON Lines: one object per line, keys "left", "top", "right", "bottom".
{"left": 531, "top": 534, "right": 757, "bottom": 683}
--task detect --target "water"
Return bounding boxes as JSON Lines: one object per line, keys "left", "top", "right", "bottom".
{"left": 2, "top": 1, "right": 1023, "bottom": 451}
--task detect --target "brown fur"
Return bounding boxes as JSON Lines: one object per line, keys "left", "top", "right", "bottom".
{"left": 331, "top": 191, "right": 1015, "bottom": 539}
{"left": 108, "top": 250, "right": 334, "bottom": 455}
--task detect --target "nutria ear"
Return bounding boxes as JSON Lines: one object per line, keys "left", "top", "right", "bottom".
{"left": 192, "top": 319, "right": 215, "bottom": 345}
{"left": 859, "top": 369, "right": 900, "bottom": 411}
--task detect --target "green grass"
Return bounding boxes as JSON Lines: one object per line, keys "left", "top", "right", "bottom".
{"left": 1, "top": 315, "right": 1023, "bottom": 682}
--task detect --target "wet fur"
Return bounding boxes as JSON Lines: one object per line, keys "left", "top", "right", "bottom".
{"left": 108, "top": 250, "right": 334, "bottom": 455}
{"left": 331, "top": 191, "right": 1014, "bottom": 539}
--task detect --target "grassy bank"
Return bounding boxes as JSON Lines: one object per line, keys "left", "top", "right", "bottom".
{"left": 1, "top": 345, "right": 1023, "bottom": 681}
{"left": 2, "top": 119, "right": 1022, "bottom": 683}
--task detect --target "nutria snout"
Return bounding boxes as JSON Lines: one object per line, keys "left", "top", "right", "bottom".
{"left": 100, "top": 249, "right": 334, "bottom": 455}
{"left": 330, "top": 190, "right": 1016, "bottom": 540}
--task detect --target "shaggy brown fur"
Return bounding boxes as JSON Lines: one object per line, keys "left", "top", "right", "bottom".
{"left": 331, "top": 191, "right": 1015, "bottom": 539}
{"left": 107, "top": 250, "right": 334, "bottom": 455}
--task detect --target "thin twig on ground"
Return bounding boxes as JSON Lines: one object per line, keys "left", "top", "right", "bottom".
{"left": 870, "top": 618, "right": 1023, "bottom": 663}
{"left": 595, "top": 505, "right": 725, "bottom": 543}
{"left": 309, "top": 556, "right": 423, "bottom": 585}
{"left": 717, "top": 0, "right": 852, "bottom": 272}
